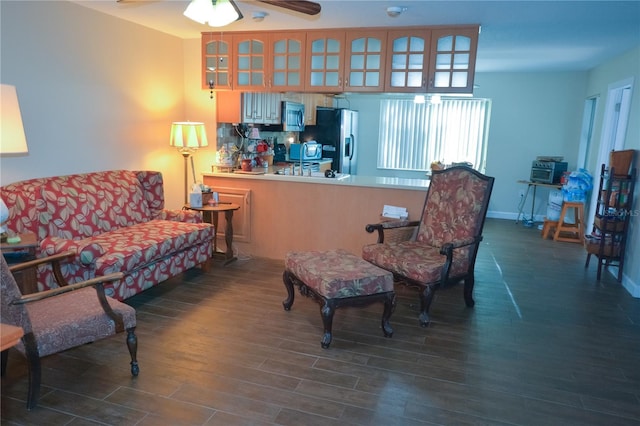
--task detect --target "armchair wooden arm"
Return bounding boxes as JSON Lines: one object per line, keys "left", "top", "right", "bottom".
{"left": 9, "top": 251, "right": 76, "bottom": 290}
{"left": 8, "top": 251, "right": 126, "bottom": 332}
{"left": 365, "top": 220, "right": 420, "bottom": 244}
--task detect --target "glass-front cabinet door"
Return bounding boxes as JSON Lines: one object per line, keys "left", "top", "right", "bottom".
{"left": 385, "top": 29, "right": 431, "bottom": 92}
{"left": 345, "top": 31, "right": 387, "bottom": 92}
{"left": 271, "top": 32, "right": 306, "bottom": 92}
{"left": 306, "top": 31, "right": 345, "bottom": 92}
{"left": 233, "top": 34, "right": 268, "bottom": 91}
{"left": 202, "top": 34, "right": 233, "bottom": 90}
{"left": 428, "top": 26, "right": 479, "bottom": 93}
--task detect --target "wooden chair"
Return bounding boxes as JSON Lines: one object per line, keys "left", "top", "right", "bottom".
{"left": 0, "top": 252, "right": 138, "bottom": 410}
{"left": 362, "top": 166, "right": 494, "bottom": 327}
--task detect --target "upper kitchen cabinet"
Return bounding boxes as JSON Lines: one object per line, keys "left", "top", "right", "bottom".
{"left": 270, "top": 32, "right": 306, "bottom": 92}
{"left": 202, "top": 33, "right": 233, "bottom": 90}
{"left": 233, "top": 34, "right": 268, "bottom": 91}
{"left": 344, "top": 30, "right": 387, "bottom": 92}
{"left": 242, "top": 93, "right": 282, "bottom": 124}
{"left": 427, "top": 26, "right": 479, "bottom": 93}
{"left": 306, "top": 31, "right": 346, "bottom": 92}
{"left": 384, "top": 29, "right": 431, "bottom": 92}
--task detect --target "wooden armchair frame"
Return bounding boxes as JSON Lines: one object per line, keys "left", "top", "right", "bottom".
{"left": 1, "top": 252, "right": 139, "bottom": 409}
{"left": 363, "top": 166, "right": 494, "bottom": 326}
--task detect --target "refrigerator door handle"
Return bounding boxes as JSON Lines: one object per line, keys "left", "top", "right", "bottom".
{"left": 349, "top": 133, "right": 355, "bottom": 160}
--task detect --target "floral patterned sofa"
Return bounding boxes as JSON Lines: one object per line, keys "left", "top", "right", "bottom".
{"left": 0, "top": 170, "right": 215, "bottom": 301}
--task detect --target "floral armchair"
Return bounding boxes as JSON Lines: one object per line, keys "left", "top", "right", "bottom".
{"left": 362, "top": 166, "right": 494, "bottom": 327}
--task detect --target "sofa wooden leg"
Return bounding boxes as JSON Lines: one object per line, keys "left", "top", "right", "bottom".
{"left": 199, "top": 259, "right": 212, "bottom": 273}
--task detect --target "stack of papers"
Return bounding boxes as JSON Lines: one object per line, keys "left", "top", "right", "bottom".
{"left": 382, "top": 205, "right": 408, "bottom": 219}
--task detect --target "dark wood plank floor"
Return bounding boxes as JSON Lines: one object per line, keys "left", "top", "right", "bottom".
{"left": 2, "top": 219, "right": 639, "bottom": 425}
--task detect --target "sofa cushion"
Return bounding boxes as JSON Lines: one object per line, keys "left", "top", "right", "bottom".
{"left": 40, "top": 170, "right": 153, "bottom": 239}
{"left": 72, "top": 220, "right": 213, "bottom": 275}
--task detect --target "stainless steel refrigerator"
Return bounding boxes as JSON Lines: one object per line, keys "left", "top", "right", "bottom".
{"left": 300, "top": 107, "right": 358, "bottom": 174}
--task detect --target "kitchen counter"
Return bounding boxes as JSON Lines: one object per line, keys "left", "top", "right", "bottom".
{"left": 203, "top": 170, "right": 429, "bottom": 260}
{"left": 203, "top": 169, "right": 430, "bottom": 191}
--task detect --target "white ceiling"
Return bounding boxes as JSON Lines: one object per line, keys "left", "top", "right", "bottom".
{"left": 72, "top": 0, "right": 640, "bottom": 72}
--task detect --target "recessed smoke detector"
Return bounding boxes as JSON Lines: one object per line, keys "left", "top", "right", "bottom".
{"left": 386, "top": 6, "right": 407, "bottom": 17}
{"left": 252, "top": 11, "right": 267, "bottom": 22}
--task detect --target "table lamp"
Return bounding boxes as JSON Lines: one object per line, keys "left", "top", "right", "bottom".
{"left": 1, "top": 84, "right": 30, "bottom": 242}
{"left": 169, "top": 122, "right": 208, "bottom": 204}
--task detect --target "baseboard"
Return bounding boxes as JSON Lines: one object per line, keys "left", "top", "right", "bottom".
{"left": 487, "top": 211, "right": 547, "bottom": 222}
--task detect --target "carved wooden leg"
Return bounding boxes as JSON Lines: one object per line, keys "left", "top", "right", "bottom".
{"left": 381, "top": 292, "right": 395, "bottom": 338}
{"left": 463, "top": 274, "right": 475, "bottom": 307}
{"left": 282, "top": 270, "right": 295, "bottom": 311}
{"left": 24, "top": 333, "right": 41, "bottom": 410}
{"left": 320, "top": 299, "right": 336, "bottom": 348}
{"left": 418, "top": 285, "right": 435, "bottom": 327}
{"left": 127, "top": 328, "right": 139, "bottom": 377}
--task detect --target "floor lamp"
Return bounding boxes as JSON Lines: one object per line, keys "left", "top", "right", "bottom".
{"left": 1, "top": 84, "right": 30, "bottom": 242}
{"left": 169, "top": 122, "right": 208, "bottom": 204}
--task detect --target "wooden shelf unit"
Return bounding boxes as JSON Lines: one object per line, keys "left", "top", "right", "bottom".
{"left": 585, "top": 163, "right": 636, "bottom": 281}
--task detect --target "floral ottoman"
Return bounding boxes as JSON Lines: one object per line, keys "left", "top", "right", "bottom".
{"left": 283, "top": 249, "right": 396, "bottom": 348}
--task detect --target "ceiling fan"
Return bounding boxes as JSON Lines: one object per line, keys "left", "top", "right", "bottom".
{"left": 117, "top": 0, "right": 321, "bottom": 19}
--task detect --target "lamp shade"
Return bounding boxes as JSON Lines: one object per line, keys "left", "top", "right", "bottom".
{"left": 184, "top": 0, "right": 243, "bottom": 27}
{"left": 169, "top": 122, "right": 208, "bottom": 153}
{"left": 0, "top": 84, "right": 29, "bottom": 155}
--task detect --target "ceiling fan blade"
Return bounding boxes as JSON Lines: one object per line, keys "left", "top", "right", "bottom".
{"left": 257, "top": 0, "right": 321, "bottom": 16}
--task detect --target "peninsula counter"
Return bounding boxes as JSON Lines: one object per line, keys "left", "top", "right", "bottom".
{"left": 202, "top": 172, "right": 430, "bottom": 260}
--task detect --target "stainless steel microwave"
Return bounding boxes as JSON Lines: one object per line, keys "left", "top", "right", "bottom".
{"left": 282, "top": 101, "right": 305, "bottom": 132}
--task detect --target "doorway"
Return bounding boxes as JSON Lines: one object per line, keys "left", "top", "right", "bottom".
{"left": 586, "top": 78, "right": 634, "bottom": 234}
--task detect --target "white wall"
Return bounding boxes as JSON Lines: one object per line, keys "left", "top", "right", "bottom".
{"left": 584, "top": 46, "right": 640, "bottom": 294}
{"left": 0, "top": 0, "right": 187, "bottom": 209}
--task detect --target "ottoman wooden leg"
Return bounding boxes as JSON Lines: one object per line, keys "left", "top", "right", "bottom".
{"left": 320, "top": 299, "right": 337, "bottom": 348}
{"left": 282, "top": 270, "right": 295, "bottom": 311}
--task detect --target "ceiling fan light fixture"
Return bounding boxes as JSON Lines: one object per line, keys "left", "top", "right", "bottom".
{"left": 184, "top": 0, "right": 243, "bottom": 27}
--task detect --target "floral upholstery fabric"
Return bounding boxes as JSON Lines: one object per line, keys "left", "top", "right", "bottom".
{"left": 285, "top": 249, "right": 393, "bottom": 299}
{"left": 362, "top": 167, "right": 491, "bottom": 285}
{"left": 0, "top": 170, "right": 215, "bottom": 300}
{"left": 40, "top": 170, "right": 153, "bottom": 238}
{"left": 1, "top": 256, "right": 135, "bottom": 359}
{"left": 362, "top": 241, "right": 469, "bottom": 284}
{"left": 417, "top": 168, "right": 489, "bottom": 246}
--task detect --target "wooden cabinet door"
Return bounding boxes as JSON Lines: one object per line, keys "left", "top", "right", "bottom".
{"left": 344, "top": 30, "right": 387, "bottom": 92}
{"left": 301, "top": 93, "right": 332, "bottom": 125}
{"left": 242, "top": 93, "right": 282, "bottom": 124}
{"left": 305, "top": 31, "right": 346, "bottom": 92}
{"left": 427, "top": 26, "right": 479, "bottom": 93}
{"left": 263, "top": 93, "right": 282, "bottom": 124}
{"left": 215, "top": 187, "right": 251, "bottom": 243}
{"left": 202, "top": 34, "right": 233, "bottom": 90}
{"left": 384, "top": 29, "right": 431, "bottom": 92}
{"left": 233, "top": 34, "right": 268, "bottom": 91}
{"left": 242, "top": 93, "right": 264, "bottom": 123}
{"left": 270, "top": 32, "right": 306, "bottom": 92}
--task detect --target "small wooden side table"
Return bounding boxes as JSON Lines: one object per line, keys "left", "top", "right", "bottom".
{"left": 0, "top": 324, "right": 24, "bottom": 351}
{"left": 1, "top": 232, "right": 38, "bottom": 294}
{"left": 185, "top": 203, "right": 241, "bottom": 265}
